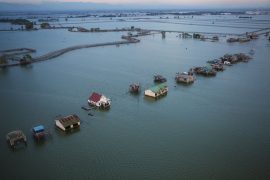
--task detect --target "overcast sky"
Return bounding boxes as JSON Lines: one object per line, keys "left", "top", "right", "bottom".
{"left": 1, "top": 0, "right": 270, "bottom": 6}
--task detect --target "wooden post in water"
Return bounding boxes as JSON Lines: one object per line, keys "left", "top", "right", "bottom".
{"left": 161, "top": 31, "right": 166, "bottom": 39}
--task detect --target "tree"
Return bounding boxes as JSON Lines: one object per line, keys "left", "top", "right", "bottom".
{"left": 25, "top": 22, "right": 34, "bottom": 30}
{"left": 40, "top": 22, "right": 50, "bottom": 29}
{"left": 20, "top": 54, "right": 32, "bottom": 65}
{"left": 0, "top": 55, "right": 7, "bottom": 65}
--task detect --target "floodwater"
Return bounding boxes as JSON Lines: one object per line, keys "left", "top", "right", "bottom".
{"left": 0, "top": 13, "right": 270, "bottom": 180}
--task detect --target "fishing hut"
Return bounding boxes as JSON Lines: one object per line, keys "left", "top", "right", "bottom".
{"left": 88, "top": 92, "right": 111, "bottom": 109}
{"left": 129, "top": 83, "right": 140, "bottom": 94}
{"left": 175, "top": 71, "right": 196, "bottom": 84}
{"left": 55, "top": 114, "right": 80, "bottom": 132}
{"left": 32, "top": 125, "right": 47, "bottom": 141}
{"left": 182, "top": 32, "right": 192, "bottom": 38}
{"left": 220, "top": 53, "right": 251, "bottom": 64}
{"left": 227, "top": 38, "right": 239, "bottom": 43}
{"left": 154, "top": 75, "right": 167, "bottom": 83}
{"left": 194, "top": 66, "right": 217, "bottom": 76}
{"left": 193, "top": 33, "right": 202, "bottom": 39}
{"left": 144, "top": 83, "right": 168, "bottom": 99}
{"left": 239, "top": 38, "right": 251, "bottom": 43}
{"left": 210, "top": 63, "right": 225, "bottom": 71}
{"left": 212, "top": 36, "right": 219, "bottom": 41}
{"left": 6, "top": 130, "right": 27, "bottom": 149}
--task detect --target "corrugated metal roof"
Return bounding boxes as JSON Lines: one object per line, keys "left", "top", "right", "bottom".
{"left": 89, "top": 92, "right": 102, "bottom": 103}
{"left": 33, "top": 125, "right": 44, "bottom": 133}
{"left": 149, "top": 83, "right": 167, "bottom": 93}
{"left": 57, "top": 114, "right": 80, "bottom": 128}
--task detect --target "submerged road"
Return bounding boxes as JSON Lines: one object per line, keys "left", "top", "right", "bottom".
{"left": 0, "top": 38, "right": 140, "bottom": 68}
{"left": 33, "top": 39, "right": 139, "bottom": 62}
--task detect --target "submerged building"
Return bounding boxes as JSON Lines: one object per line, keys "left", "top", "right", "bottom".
{"left": 144, "top": 83, "right": 168, "bottom": 98}
{"left": 55, "top": 114, "right": 80, "bottom": 131}
{"left": 88, "top": 92, "right": 111, "bottom": 109}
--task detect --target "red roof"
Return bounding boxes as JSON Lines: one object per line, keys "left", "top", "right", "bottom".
{"left": 89, "top": 92, "right": 102, "bottom": 103}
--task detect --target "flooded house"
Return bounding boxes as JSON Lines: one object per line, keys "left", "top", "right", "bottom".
{"left": 6, "top": 130, "right": 27, "bottom": 149}
{"left": 144, "top": 83, "right": 168, "bottom": 98}
{"left": 129, "top": 83, "right": 140, "bottom": 93}
{"left": 88, "top": 92, "right": 111, "bottom": 109}
{"left": 32, "top": 125, "right": 47, "bottom": 141}
{"left": 154, "top": 75, "right": 167, "bottom": 83}
{"left": 227, "top": 37, "right": 239, "bottom": 43}
{"left": 194, "top": 66, "right": 217, "bottom": 76}
{"left": 175, "top": 71, "right": 196, "bottom": 84}
{"left": 55, "top": 114, "right": 80, "bottom": 132}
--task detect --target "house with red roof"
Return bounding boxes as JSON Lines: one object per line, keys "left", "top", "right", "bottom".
{"left": 88, "top": 92, "right": 111, "bottom": 109}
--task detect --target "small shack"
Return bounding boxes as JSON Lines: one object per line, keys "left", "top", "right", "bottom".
{"left": 32, "top": 125, "right": 46, "bottom": 141}
{"left": 6, "top": 130, "right": 27, "bottom": 149}
{"left": 55, "top": 114, "right": 80, "bottom": 131}
{"left": 144, "top": 83, "right": 168, "bottom": 98}
{"left": 88, "top": 92, "right": 111, "bottom": 109}
{"left": 175, "top": 72, "right": 196, "bottom": 84}
{"left": 154, "top": 75, "right": 167, "bottom": 83}
{"left": 194, "top": 66, "right": 217, "bottom": 76}
{"left": 129, "top": 83, "right": 140, "bottom": 94}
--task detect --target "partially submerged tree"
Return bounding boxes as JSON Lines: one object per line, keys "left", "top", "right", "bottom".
{"left": 0, "top": 55, "right": 8, "bottom": 65}
{"left": 20, "top": 54, "right": 32, "bottom": 65}
{"left": 40, "top": 22, "right": 50, "bottom": 29}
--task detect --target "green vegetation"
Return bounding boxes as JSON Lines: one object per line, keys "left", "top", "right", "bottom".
{"left": 0, "top": 18, "right": 34, "bottom": 30}
{"left": 40, "top": 22, "right": 50, "bottom": 29}
{"left": 0, "top": 55, "right": 7, "bottom": 65}
{"left": 20, "top": 54, "right": 32, "bottom": 65}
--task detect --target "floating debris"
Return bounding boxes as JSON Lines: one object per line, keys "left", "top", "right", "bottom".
{"left": 249, "top": 49, "right": 255, "bottom": 55}
{"left": 81, "top": 106, "right": 93, "bottom": 111}
{"left": 6, "top": 130, "right": 27, "bottom": 149}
